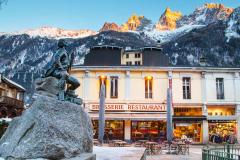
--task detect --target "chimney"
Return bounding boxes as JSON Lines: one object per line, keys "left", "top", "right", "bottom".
{"left": 199, "top": 55, "right": 206, "bottom": 67}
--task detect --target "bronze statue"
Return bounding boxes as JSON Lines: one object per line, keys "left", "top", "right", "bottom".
{"left": 44, "top": 39, "right": 81, "bottom": 104}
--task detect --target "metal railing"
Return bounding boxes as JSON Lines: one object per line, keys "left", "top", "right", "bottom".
{"left": 202, "top": 145, "right": 240, "bottom": 160}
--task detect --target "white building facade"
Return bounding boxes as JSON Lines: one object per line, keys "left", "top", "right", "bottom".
{"left": 71, "top": 66, "right": 240, "bottom": 144}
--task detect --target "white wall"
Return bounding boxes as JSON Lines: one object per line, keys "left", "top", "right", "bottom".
{"left": 205, "top": 72, "right": 236, "bottom": 103}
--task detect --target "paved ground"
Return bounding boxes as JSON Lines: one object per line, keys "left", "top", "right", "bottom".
{"left": 147, "top": 145, "right": 203, "bottom": 160}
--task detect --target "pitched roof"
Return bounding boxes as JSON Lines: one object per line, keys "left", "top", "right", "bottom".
{"left": 1, "top": 75, "right": 25, "bottom": 91}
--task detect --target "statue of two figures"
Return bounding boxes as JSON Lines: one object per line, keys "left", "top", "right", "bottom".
{"left": 36, "top": 39, "right": 82, "bottom": 105}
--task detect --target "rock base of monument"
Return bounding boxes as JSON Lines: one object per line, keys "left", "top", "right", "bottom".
{"left": 0, "top": 95, "right": 93, "bottom": 159}
{"left": 68, "top": 153, "right": 96, "bottom": 160}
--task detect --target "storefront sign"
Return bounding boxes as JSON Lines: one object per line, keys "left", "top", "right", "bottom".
{"left": 89, "top": 103, "right": 166, "bottom": 112}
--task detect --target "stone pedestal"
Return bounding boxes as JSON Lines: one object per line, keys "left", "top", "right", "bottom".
{"left": 0, "top": 95, "right": 93, "bottom": 159}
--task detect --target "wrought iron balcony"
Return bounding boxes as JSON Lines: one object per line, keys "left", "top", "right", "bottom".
{"left": 0, "top": 96, "right": 24, "bottom": 109}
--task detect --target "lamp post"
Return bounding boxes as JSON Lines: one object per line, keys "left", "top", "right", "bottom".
{"left": 98, "top": 77, "right": 106, "bottom": 145}
{"left": 167, "top": 88, "right": 173, "bottom": 142}
{"left": 167, "top": 71, "right": 173, "bottom": 142}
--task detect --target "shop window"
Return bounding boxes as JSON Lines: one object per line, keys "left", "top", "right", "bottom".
{"left": 126, "top": 61, "right": 132, "bottom": 65}
{"left": 209, "top": 121, "right": 237, "bottom": 143}
{"left": 110, "top": 77, "right": 118, "bottom": 98}
{"left": 174, "top": 108, "right": 202, "bottom": 116}
{"left": 126, "top": 54, "right": 129, "bottom": 58}
{"left": 216, "top": 78, "right": 224, "bottom": 99}
{"left": 208, "top": 106, "right": 235, "bottom": 116}
{"left": 135, "top": 61, "right": 141, "bottom": 65}
{"left": 174, "top": 123, "right": 202, "bottom": 143}
{"left": 145, "top": 76, "right": 153, "bottom": 99}
{"left": 92, "top": 120, "right": 124, "bottom": 140}
{"left": 99, "top": 76, "right": 107, "bottom": 98}
{"left": 182, "top": 77, "right": 191, "bottom": 99}
{"left": 131, "top": 121, "right": 166, "bottom": 142}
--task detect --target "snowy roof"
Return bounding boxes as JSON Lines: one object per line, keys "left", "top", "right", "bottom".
{"left": 91, "top": 45, "right": 123, "bottom": 50}
{"left": 1, "top": 75, "right": 25, "bottom": 91}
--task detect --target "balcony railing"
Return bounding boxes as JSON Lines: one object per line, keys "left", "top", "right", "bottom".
{"left": 0, "top": 96, "right": 24, "bottom": 109}
{"left": 202, "top": 145, "right": 240, "bottom": 160}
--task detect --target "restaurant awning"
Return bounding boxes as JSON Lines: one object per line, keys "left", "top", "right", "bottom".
{"left": 89, "top": 112, "right": 166, "bottom": 121}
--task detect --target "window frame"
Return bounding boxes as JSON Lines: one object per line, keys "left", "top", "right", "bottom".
{"left": 216, "top": 78, "right": 224, "bottom": 100}
{"left": 145, "top": 76, "right": 153, "bottom": 99}
{"left": 110, "top": 76, "right": 118, "bottom": 99}
{"left": 99, "top": 77, "right": 107, "bottom": 98}
{"left": 182, "top": 77, "right": 191, "bottom": 99}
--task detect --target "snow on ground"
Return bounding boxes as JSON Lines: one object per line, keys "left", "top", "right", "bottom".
{"left": 144, "top": 25, "right": 205, "bottom": 42}
{"left": 93, "top": 146, "right": 145, "bottom": 160}
{"left": 0, "top": 117, "right": 12, "bottom": 123}
{"left": 0, "top": 147, "right": 145, "bottom": 160}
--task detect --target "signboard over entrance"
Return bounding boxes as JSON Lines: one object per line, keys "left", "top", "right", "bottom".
{"left": 89, "top": 103, "right": 166, "bottom": 112}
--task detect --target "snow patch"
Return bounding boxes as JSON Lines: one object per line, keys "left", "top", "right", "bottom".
{"left": 225, "top": 19, "right": 240, "bottom": 42}
{"left": 144, "top": 25, "right": 205, "bottom": 42}
{"left": 0, "top": 117, "right": 12, "bottom": 123}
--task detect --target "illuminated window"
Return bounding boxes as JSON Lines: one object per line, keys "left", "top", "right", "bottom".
{"left": 216, "top": 78, "right": 224, "bottom": 99}
{"left": 99, "top": 76, "right": 107, "bottom": 98}
{"left": 145, "top": 76, "right": 153, "bottom": 99}
{"left": 110, "top": 77, "right": 118, "bottom": 98}
{"left": 182, "top": 77, "right": 191, "bottom": 99}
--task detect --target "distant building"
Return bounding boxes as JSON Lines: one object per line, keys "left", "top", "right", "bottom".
{"left": 0, "top": 74, "right": 25, "bottom": 137}
{"left": 84, "top": 45, "right": 169, "bottom": 66}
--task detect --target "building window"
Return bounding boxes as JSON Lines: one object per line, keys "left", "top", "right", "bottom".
{"left": 110, "top": 76, "right": 118, "bottom": 98}
{"left": 216, "top": 78, "right": 224, "bottom": 99}
{"left": 182, "top": 77, "right": 191, "bottom": 99}
{"left": 145, "top": 76, "right": 153, "bottom": 99}
{"left": 126, "top": 54, "right": 129, "bottom": 58}
{"left": 99, "top": 76, "right": 107, "bottom": 97}
{"left": 126, "top": 61, "right": 132, "bottom": 65}
{"left": 135, "top": 53, "right": 141, "bottom": 58}
{"left": 135, "top": 61, "right": 141, "bottom": 65}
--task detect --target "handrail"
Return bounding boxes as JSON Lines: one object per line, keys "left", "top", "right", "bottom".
{"left": 202, "top": 145, "right": 240, "bottom": 160}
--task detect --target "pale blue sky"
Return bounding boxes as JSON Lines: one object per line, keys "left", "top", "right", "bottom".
{"left": 0, "top": 0, "right": 239, "bottom": 32}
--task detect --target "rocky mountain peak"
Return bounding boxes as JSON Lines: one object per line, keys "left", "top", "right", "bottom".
{"left": 99, "top": 22, "right": 121, "bottom": 32}
{"left": 177, "top": 3, "right": 234, "bottom": 27}
{"left": 155, "top": 7, "right": 182, "bottom": 30}
{"left": 121, "top": 14, "right": 144, "bottom": 31}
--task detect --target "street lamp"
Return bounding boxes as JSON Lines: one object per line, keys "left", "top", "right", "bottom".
{"left": 98, "top": 76, "right": 106, "bottom": 145}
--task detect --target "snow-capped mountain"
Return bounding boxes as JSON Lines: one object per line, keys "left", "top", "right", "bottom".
{"left": 155, "top": 7, "right": 182, "bottom": 31}
{"left": 0, "top": 3, "right": 240, "bottom": 98}
{"left": 6, "top": 26, "right": 97, "bottom": 39}
{"left": 225, "top": 7, "right": 240, "bottom": 42}
{"left": 177, "top": 3, "right": 233, "bottom": 27}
